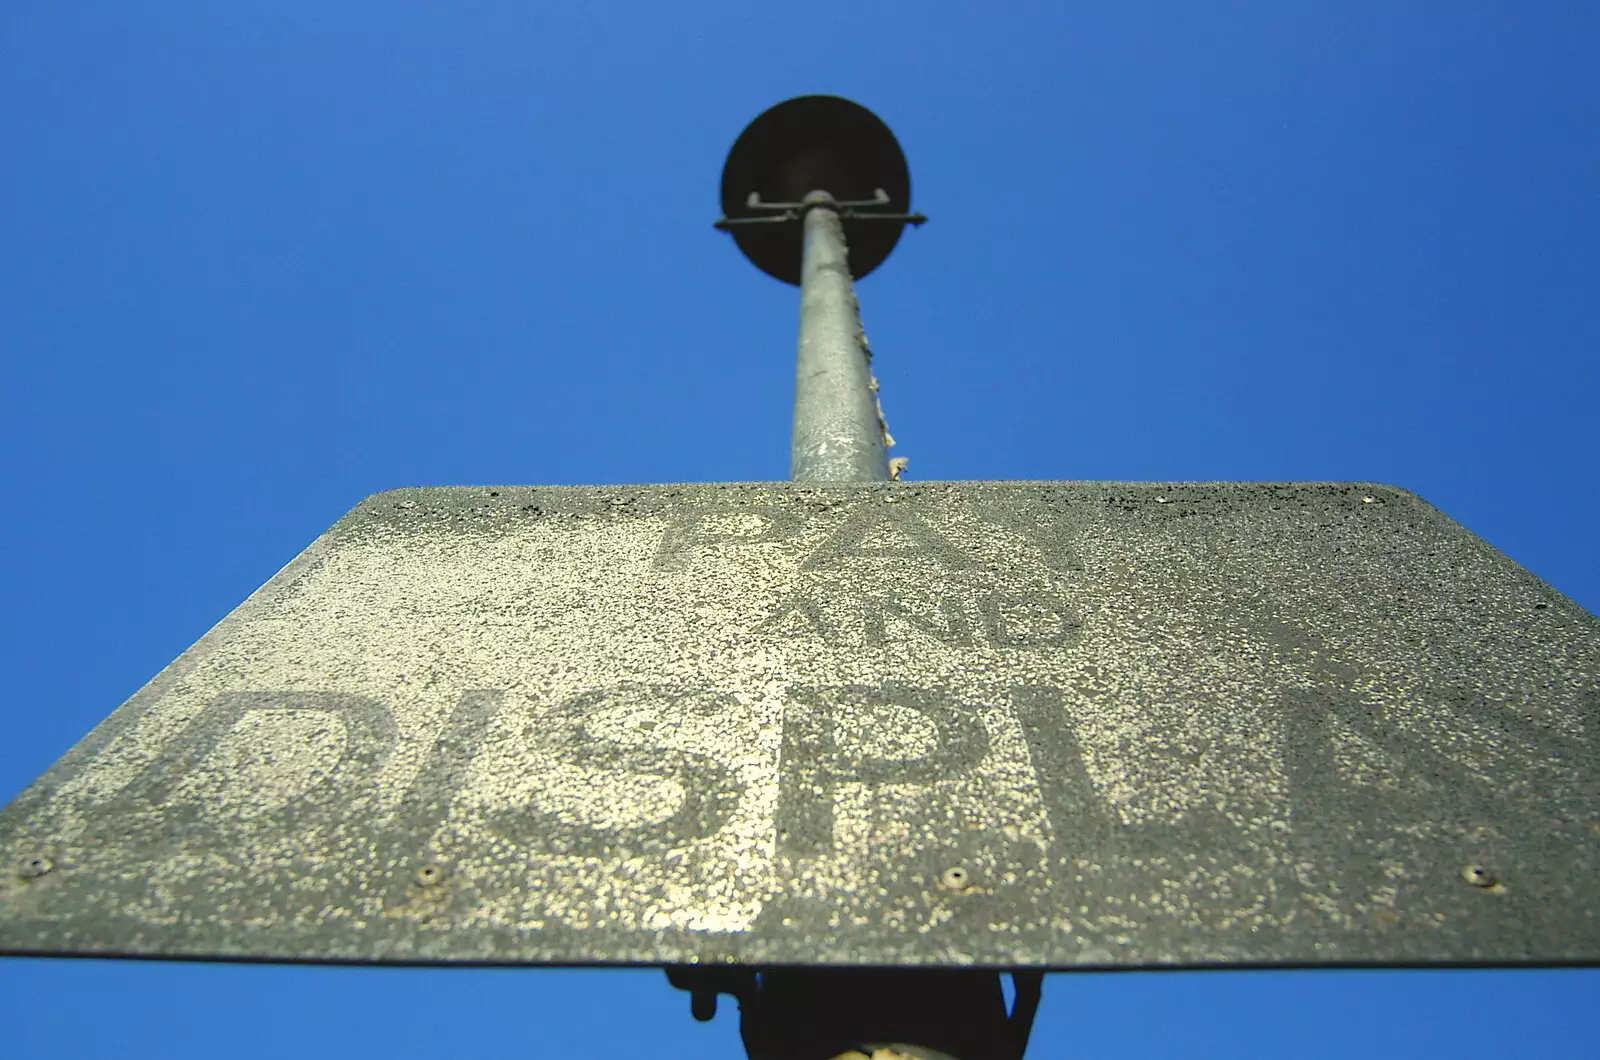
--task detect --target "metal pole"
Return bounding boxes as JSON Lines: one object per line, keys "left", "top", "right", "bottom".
{"left": 791, "top": 191, "right": 891, "bottom": 483}
{"left": 692, "top": 128, "right": 1041, "bottom": 1057}
{"left": 775, "top": 196, "right": 1026, "bottom": 1060}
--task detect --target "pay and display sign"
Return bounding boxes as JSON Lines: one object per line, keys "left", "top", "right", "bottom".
{"left": 1, "top": 482, "right": 1596, "bottom": 966}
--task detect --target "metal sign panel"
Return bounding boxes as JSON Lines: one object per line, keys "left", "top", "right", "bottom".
{"left": 2, "top": 482, "right": 1597, "bottom": 967}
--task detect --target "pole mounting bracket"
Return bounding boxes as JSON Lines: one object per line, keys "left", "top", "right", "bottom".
{"left": 715, "top": 187, "right": 928, "bottom": 230}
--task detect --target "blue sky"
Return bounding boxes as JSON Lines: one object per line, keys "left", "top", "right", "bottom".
{"left": 3, "top": 4, "right": 1596, "bottom": 1056}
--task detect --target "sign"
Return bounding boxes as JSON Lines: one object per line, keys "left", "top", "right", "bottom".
{"left": 2, "top": 482, "right": 1596, "bottom": 967}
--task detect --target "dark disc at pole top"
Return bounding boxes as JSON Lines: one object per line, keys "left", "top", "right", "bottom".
{"left": 719, "top": 95, "right": 915, "bottom": 285}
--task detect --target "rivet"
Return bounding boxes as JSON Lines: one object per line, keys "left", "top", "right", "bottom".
{"left": 940, "top": 866, "right": 972, "bottom": 891}
{"left": 1460, "top": 864, "right": 1497, "bottom": 889}
{"left": 415, "top": 863, "right": 445, "bottom": 887}
{"left": 17, "top": 855, "right": 52, "bottom": 879}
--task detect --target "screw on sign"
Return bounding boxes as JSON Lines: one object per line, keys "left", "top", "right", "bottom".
{"left": 16, "top": 857, "right": 52, "bottom": 879}
{"left": 2, "top": 96, "right": 1599, "bottom": 1060}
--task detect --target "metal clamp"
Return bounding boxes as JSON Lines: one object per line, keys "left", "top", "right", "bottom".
{"left": 666, "top": 966, "right": 1042, "bottom": 1060}
{"left": 714, "top": 188, "right": 928, "bottom": 230}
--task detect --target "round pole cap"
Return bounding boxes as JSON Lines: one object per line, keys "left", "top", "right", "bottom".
{"left": 718, "top": 95, "right": 915, "bottom": 285}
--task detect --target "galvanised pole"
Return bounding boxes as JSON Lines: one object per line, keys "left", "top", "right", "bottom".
{"left": 702, "top": 97, "right": 1036, "bottom": 1060}
{"left": 790, "top": 191, "right": 891, "bottom": 483}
